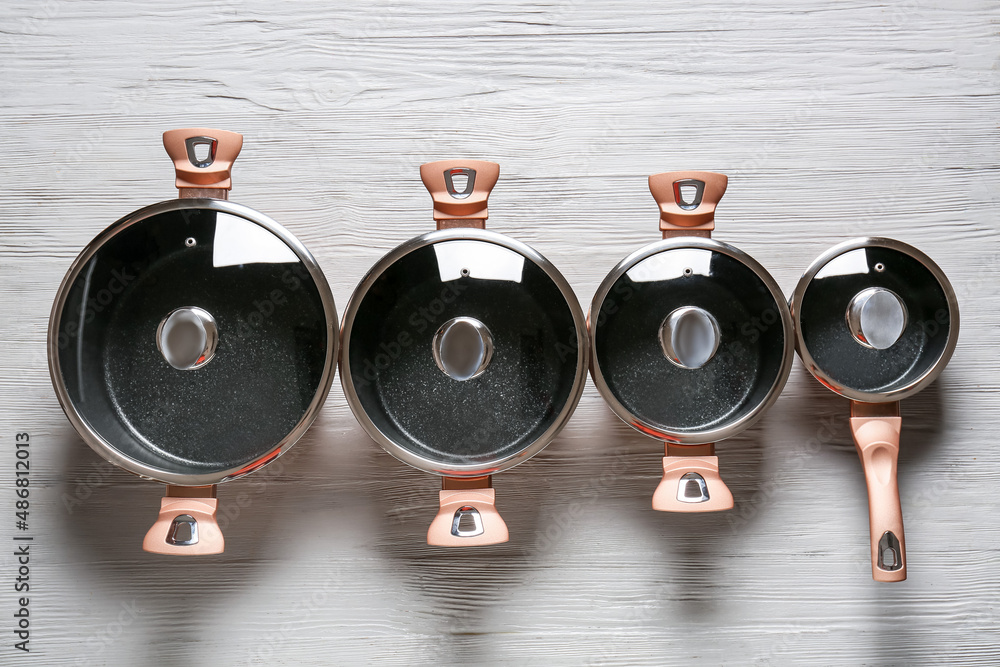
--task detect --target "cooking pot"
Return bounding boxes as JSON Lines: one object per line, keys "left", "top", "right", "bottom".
{"left": 340, "top": 160, "right": 588, "bottom": 546}
{"left": 590, "top": 171, "right": 793, "bottom": 511}
{"left": 790, "top": 237, "right": 959, "bottom": 581}
{"left": 47, "top": 128, "right": 337, "bottom": 554}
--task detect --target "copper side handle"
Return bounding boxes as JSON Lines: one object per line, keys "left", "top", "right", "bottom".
{"left": 142, "top": 485, "right": 224, "bottom": 555}
{"left": 652, "top": 443, "right": 733, "bottom": 512}
{"left": 648, "top": 170, "right": 728, "bottom": 239}
{"left": 850, "top": 401, "right": 906, "bottom": 582}
{"left": 162, "top": 128, "right": 244, "bottom": 199}
{"left": 420, "top": 159, "right": 500, "bottom": 229}
{"left": 427, "top": 476, "right": 508, "bottom": 546}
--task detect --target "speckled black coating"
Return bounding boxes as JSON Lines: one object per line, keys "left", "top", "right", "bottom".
{"left": 594, "top": 249, "right": 786, "bottom": 434}
{"left": 798, "top": 246, "right": 952, "bottom": 394}
{"left": 56, "top": 208, "right": 328, "bottom": 474}
{"left": 347, "top": 241, "right": 580, "bottom": 466}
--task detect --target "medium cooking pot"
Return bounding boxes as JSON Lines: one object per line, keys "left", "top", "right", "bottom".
{"left": 590, "top": 171, "right": 793, "bottom": 512}
{"left": 790, "top": 237, "right": 959, "bottom": 581}
{"left": 48, "top": 128, "right": 337, "bottom": 555}
{"left": 340, "top": 160, "right": 588, "bottom": 546}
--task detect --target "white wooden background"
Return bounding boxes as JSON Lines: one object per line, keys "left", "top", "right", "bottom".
{"left": 1, "top": 1, "right": 997, "bottom": 665}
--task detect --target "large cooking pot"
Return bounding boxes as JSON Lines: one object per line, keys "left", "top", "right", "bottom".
{"left": 340, "top": 160, "right": 588, "bottom": 546}
{"left": 48, "top": 128, "right": 337, "bottom": 554}
{"left": 790, "top": 237, "right": 959, "bottom": 581}
{"left": 590, "top": 171, "right": 793, "bottom": 512}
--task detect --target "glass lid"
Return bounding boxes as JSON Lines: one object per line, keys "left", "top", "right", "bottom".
{"left": 49, "top": 199, "right": 336, "bottom": 484}
{"left": 341, "top": 229, "right": 588, "bottom": 476}
{"left": 792, "top": 237, "right": 959, "bottom": 402}
{"left": 591, "top": 238, "right": 793, "bottom": 444}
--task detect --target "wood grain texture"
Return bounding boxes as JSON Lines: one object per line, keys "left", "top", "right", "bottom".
{"left": 1, "top": 0, "right": 998, "bottom": 665}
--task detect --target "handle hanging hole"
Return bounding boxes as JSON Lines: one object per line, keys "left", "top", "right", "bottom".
{"left": 677, "top": 472, "right": 711, "bottom": 503}
{"left": 450, "top": 506, "right": 485, "bottom": 537}
{"left": 443, "top": 167, "right": 476, "bottom": 200}
{"left": 877, "top": 531, "right": 902, "bottom": 571}
{"left": 184, "top": 136, "right": 218, "bottom": 169}
{"left": 672, "top": 178, "right": 706, "bottom": 210}
{"left": 166, "top": 514, "right": 199, "bottom": 546}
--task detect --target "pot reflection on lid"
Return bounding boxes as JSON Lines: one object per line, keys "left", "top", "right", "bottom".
{"left": 432, "top": 240, "right": 525, "bottom": 283}
{"left": 626, "top": 247, "right": 713, "bottom": 282}
{"left": 211, "top": 215, "right": 300, "bottom": 267}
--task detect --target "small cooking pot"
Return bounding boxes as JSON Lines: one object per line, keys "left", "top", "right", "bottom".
{"left": 340, "top": 160, "right": 588, "bottom": 546}
{"left": 590, "top": 171, "right": 793, "bottom": 512}
{"left": 790, "top": 237, "right": 959, "bottom": 581}
{"left": 48, "top": 128, "right": 337, "bottom": 554}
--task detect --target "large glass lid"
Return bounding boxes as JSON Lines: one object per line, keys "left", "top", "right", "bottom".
{"left": 49, "top": 200, "right": 336, "bottom": 484}
{"left": 591, "top": 238, "right": 792, "bottom": 444}
{"left": 342, "top": 230, "right": 587, "bottom": 476}
{"left": 792, "top": 238, "right": 958, "bottom": 401}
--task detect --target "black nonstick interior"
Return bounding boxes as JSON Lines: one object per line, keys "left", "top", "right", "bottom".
{"left": 54, "top": 207, "right": 329, "bottom": 474}
{"left": 347, "top": 238, "right": 581, "bottom": 467}
{"left": 594, "top": 246, "right": 787, "bottom": 435}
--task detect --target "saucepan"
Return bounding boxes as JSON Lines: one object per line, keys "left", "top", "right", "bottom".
{"left": 48, "top": 128, "right": 337, "bottom": 554}
{"left": 590, "top": 171, "right": 793, "bottom": 511}
{"left": 340, "top": 160, "right": 588, "bottom": 546}
{"left": 790, "top": 237, "right": 959, "bottom": 581}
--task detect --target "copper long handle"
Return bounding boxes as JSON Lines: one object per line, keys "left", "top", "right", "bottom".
{"left": 850, "top": 402, "right": 906, "bottom": 582}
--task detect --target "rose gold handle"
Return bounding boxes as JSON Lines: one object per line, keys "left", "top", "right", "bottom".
{"left": 850, "top": 403, "right": 906, "bottom": 582}
{"left": 652, "top": 452, "right": 734, "bottom": 512}
{"left": 162, "top": 128, "right": 244, "bottom": 199}
{"left": 648, "top": 170, "right": 728, "bottom": 238}
{"left": 142, "top": 485, "right": 225, "bottom": 555}
{"left": 427, "top": 476, "right": 509, "bottom": 546}
{"left": 420, "top": 159, "right": 500, "bottom": 229}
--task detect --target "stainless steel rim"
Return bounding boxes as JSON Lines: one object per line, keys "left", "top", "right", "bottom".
{"left": 789, "top": 236, "right": 960, "bottom": 403}
{"left": 589, "top": 237, "right": 795, "bottom": 445}
{"left": 47, "top": 198, "right": 339, "bottom": 486}
{"left": 340, "top": 228, "right": 589, "bottom": 477}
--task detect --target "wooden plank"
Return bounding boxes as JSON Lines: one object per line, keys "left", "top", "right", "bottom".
{"left": 0, "top": 0, "right": 997, "bottom": 664}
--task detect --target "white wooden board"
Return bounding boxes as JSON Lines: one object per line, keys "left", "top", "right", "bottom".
{"left": 0, "top": 0, "right": 998, "bottom": 664}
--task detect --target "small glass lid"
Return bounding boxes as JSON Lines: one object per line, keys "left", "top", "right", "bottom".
{"left": 792, "top": 237, "right": 959, "bottom": 401}
{"left": 591, "top": 238, "right": 793, "bottom": 444}
{"left": 341, "top": 229, "right": 588, "bottom": 476}
{"left": 49, "top": 199, "right": 336, "bottom": 484}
